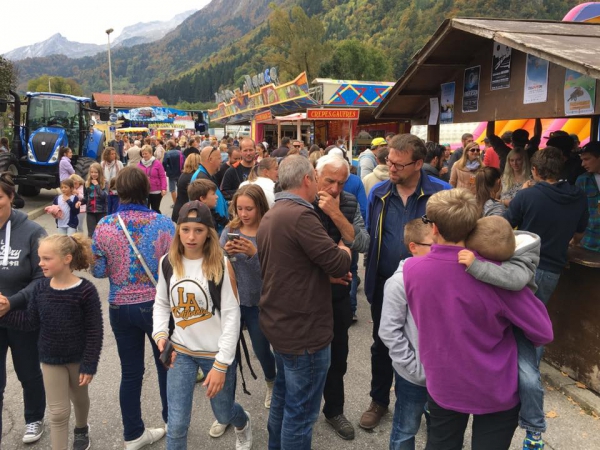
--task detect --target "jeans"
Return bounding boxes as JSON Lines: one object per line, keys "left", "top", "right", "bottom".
{"left": 109, "top": 301, "right": 168, "bottom": 441}
{"left": 534, "top": 268, "right": 561, "bottom": 306}
{"left": 240, "top": 305, "right": 276, "bottom": 381}
{"left": 167, "top": 354, "right": 247, "bottom": 450}
{"left": 268, "top": 346, "right": 331, "bottom": 450}
{"left": 390, "top": 372, "right": 429, "bottom": 450}
{"left": 349, "top": 250, "right": 359, "bottom": 315}
{"left": 323, "top": 288, "right": 352, "bottom": 418}
{"left": 0, "top": 328, "right": 45, "bottom": 435}
{"left": 425, "top": 395, "right": 519, "bottom": 450}
{"left": 57, "top": 226, "right": 76, "bottom": 236}
{"left": 514, "top": 328, "right": 546, "bottom": 433}
{"left": 168, "top": 176, "right": 179, "bottom": 193}
{"left": 534, "top": 268, "right": 561, "bottom": 366}
{"left": 370, "top": 278, "right": 394, "bottom": 407}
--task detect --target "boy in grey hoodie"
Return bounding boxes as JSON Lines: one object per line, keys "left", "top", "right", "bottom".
{"left": 459, "top": 216, "right": 547, "bottom": 450}
{"left": 379, "top": 218, "right": 432, "bottom": 450}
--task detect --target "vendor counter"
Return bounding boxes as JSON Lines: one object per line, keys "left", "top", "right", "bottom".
{"left": 545, "top": 246, "right": 600, "bottom": 394}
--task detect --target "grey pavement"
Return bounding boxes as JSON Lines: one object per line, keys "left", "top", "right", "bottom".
{"left": 2, "top": 194, "right": 600, "bottom": 449}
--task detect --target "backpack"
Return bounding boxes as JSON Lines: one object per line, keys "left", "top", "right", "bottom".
{"left": 161, "top": 257, "right": 257, "bottom": 394}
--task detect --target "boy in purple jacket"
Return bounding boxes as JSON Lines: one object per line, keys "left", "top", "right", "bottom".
{"left": 404, "top": 189, "right": 553, "bottom": 450}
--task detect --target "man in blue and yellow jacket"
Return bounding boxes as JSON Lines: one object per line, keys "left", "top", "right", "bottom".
{"left": 360, "top": 133, "right": 449, "bottom": 430}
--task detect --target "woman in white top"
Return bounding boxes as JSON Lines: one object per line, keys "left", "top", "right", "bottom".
{"left": 101, "top": 146, "right": 124, "bottom": 187}
{"left": 239, "top": 157, "right": 278, "bottom": 207}
{"left": 153, "top": 201, "right": 252, "bottom": 450}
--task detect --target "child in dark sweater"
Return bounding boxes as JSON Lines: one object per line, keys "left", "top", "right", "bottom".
{"left": 0, "top": 233, "right": 103, "bottom": 450}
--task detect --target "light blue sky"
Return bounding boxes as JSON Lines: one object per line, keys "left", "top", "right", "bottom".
{"left": 1, "top": 0, "right": 210, "bottom": 54}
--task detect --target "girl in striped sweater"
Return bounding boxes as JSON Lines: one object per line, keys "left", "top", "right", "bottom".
{"left": 0, "top": 234, "right": 103, "bottom": 450}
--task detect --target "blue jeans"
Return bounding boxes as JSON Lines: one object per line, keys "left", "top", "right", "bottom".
{"left": 109, "top": 301, "right": 168, "bottom": 441}
{"left": 534, "top": 268, "right": 561, "bottom": 306}
{"left": 241, "top": 305, "right": 276, "bottom": 381}
{"left": 514, "top": 328, "right": 546, "bottom": 433}
{"left": 167, "top": 354, "right": 247, "bottom": 450}
{"left": 0, "top": 328, "right": 45, "bottom": 435}
{"left": 390, "top": 371, "right": 429, "bottom": 450}
{"left": 268, "top": 346, "right": 331, "bottom": 450}
{"left": 349, "top": 250, "right": 359, "bottom": 315}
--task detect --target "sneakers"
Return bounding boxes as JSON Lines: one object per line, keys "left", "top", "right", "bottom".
{"left": 235, "top": 411, "right": 252, "bottom": 450}
{"left": 523, "top": 431, "right": 545, "bottom": 449}
{"left": 265, "top": 380, "right": 274, "bottom": 409}
{"left": 73, "top": 424, "right": 90, "bottom": 450}
{"left": 196, "top": 368, "right": 205, "bottom": 383}
{"left": 326, "top": 414, "right": 355, "bottom": 440}
{"left": 359, "top": 401, "right": 388, "bottom": 430}
{"left": 22, "top": 420, "right": 44, "bottom": 443}
{"left": 209, "top": 420, "right": 230, "bottom": 438}
{"left": 352, "top": 314, "right": 358, "bottom": 323}
{"left": 124, "top": 427, "right": 166, "bottom": 450}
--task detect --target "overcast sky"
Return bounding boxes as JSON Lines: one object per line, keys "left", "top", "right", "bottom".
{"left": 1, "top": 0, "right": 211, "bottom": 55}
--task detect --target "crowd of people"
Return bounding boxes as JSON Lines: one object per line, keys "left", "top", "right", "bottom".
{"left": 0, "top": 124, "right": 598, "bottom": 450}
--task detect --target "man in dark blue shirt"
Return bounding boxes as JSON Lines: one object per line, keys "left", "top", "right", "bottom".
{"left": 360, "top": 134, "right": 449, "bottom": 430}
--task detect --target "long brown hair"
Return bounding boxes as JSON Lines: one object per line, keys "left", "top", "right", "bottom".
{"left": 85, "top": 163, "right": 106, "bottom": 189}
{"left": 227, "top": 185, "right": 270, "bottom": 230}
{"left": 168, "top": 223, "right": 223, "bottom": 282}
{"left": 475, "top": 166, "right": 501, "bottom": 211}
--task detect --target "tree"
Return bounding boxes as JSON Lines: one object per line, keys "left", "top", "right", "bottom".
{"left": 0, "top": 56, "right": 18, "bottom": 98}
{"left": 27, "top": 75, "right": 83, "bottom": 96}
{"left": 265, "top": 5, "right": 332, "bottom": 82}
{"left": 320, "top": 39, "right": 393, "bottom": 81}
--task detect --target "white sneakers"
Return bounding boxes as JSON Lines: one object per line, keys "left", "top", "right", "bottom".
{"left": 265, "top": 381, "right": 274, "bottom": 409}
{"left": 209, "top": 420, "right": 230, "bottom": 438}
{"left": 124, "top": 427, "right": 166, "bottom": 450}
{"left": 234, "top": 411, "right": 252, "bottom": 450}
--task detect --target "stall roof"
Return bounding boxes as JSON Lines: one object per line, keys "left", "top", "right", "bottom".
{"left": 374, "top": 18, "right": 600, "bottom": 121}
{"left": 93, "top": 93, "right": 163, "bottom": 108}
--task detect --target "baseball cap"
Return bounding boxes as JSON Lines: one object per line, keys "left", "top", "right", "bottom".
{"left": 177, "top": 201, "right": 215, "bottom": 228}
{"left": 544, "top": 130, "right": 568, "bottom": 139}
{"left": 371, "top": 137, "right": 387, "bottom": 148}
{"left": 579, "top": 141, "right": 600, "bottom": 155}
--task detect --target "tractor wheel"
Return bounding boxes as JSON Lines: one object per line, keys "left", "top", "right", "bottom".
{"left": 74, "top": 157, "right": 95, "bottom": 180}
{"left": 18, "top": 184, "right": 40, "bottom": 197}
{"left": 0, "top": 153, "right": 19, "bottom": 177}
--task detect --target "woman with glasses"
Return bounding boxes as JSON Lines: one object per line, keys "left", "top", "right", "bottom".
{"left": 449, "top": 142, "right": 484, "bottom": 194}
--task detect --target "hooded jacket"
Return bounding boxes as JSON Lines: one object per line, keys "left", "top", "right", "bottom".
{"left": 504, "top": 181, "right": 588, "bottom": 273}
{"left": 362, "top": 165, "right": 389, "bottom": 197}
{"left": 364, "top": 172, "right": 450, "bottom": 303}
{"left": 0, "top": 210, "right": 47, "bottom": 310}
{"left": 466, "top": 230, "right": 541, "bottom": 293}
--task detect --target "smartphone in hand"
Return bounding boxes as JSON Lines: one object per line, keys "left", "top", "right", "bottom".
{"left": 227, "top": 233, "right": 240, "bottom": 241}
{"left": 159, "top": 340, "right": 175, "bottom": 369}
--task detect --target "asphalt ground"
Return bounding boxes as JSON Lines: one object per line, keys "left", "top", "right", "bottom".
{"left": 1, "top": 194, "right": 599, "bottom": 449}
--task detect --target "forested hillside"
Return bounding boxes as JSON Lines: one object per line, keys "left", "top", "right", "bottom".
{"left": 149, "top": 0, "right": 580, "bottom": 105}
{"left": 14, "top": 0, "right": 581, "bottom": 106}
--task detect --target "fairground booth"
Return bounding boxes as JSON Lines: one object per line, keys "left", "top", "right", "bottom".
{"left": 374, "top": 17, "right": 600, "bottom": 393}
{"left": 208, "top": 73, "right": 404, "bottom": 155}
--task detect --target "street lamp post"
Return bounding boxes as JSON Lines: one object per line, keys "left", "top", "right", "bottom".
{"left": 105, "top": 28, "right": 114, "bottom": 113}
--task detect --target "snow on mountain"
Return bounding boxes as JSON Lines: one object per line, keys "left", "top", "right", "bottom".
{"left": 3, "top": 10, "right": 196, "bottom": 60}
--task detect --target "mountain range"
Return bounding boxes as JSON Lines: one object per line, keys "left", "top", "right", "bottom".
{"left": 3, "top": 10, "right": 196, "bottom": 61}
{"left": 10, "top": 0, "right": 578, "bottom": 104}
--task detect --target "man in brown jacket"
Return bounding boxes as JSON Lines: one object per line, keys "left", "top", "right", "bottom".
{"left": 257, "top": 155, "right": 352, "bottom": 450}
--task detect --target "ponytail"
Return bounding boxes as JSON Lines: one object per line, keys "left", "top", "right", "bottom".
{"left": 40, "top": 234, "right": 94, "bottom": 271}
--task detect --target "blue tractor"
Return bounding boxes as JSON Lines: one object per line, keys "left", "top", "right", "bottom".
{"left": 0, "top": 90, "right": 105, "bottom": 196}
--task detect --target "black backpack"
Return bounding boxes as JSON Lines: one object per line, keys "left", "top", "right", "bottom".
{"left": 161, "top": 257, "right": 257, "bottom": 394}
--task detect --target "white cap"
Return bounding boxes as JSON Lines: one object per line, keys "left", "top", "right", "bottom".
{"left": 328, "top": 147, "right": 344, "bottom": 158}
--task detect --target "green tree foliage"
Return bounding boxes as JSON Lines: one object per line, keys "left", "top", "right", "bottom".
{"left": 0, "top": 56, "right": 18, "bottom": 97}
{"left": 27, "top": 75, "right": 83, "bottom": 96}
{"left": 265, "top": 5, "right": 332, "bottom": 82}
{"left": 320, "top": 39, "right": 393, "bottom": 81}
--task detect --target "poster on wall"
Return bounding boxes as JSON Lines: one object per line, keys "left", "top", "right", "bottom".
{"left": 524, "top": 54, "right": 549, "bottom": 104}
{"left": 463, "top": 66, "right": 480, "bottom": 112}
{"left": 564, "top": 69, "right": 596, "bottom": 116}
{"left": 440, "top": 82, "right": 455, "bottom": 124}
{"left": 429, "top": 98, "right": 439, "bottom": 125}
{"left": 491, "top": 44, "right": 512, "bottom": 90}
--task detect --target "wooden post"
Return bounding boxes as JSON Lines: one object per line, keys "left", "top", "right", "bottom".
{"left": 427, "top": 123, "right": 440, "bottom": 143}
{"left": 591, "top": 116, "right": 599, "bottom": 142}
